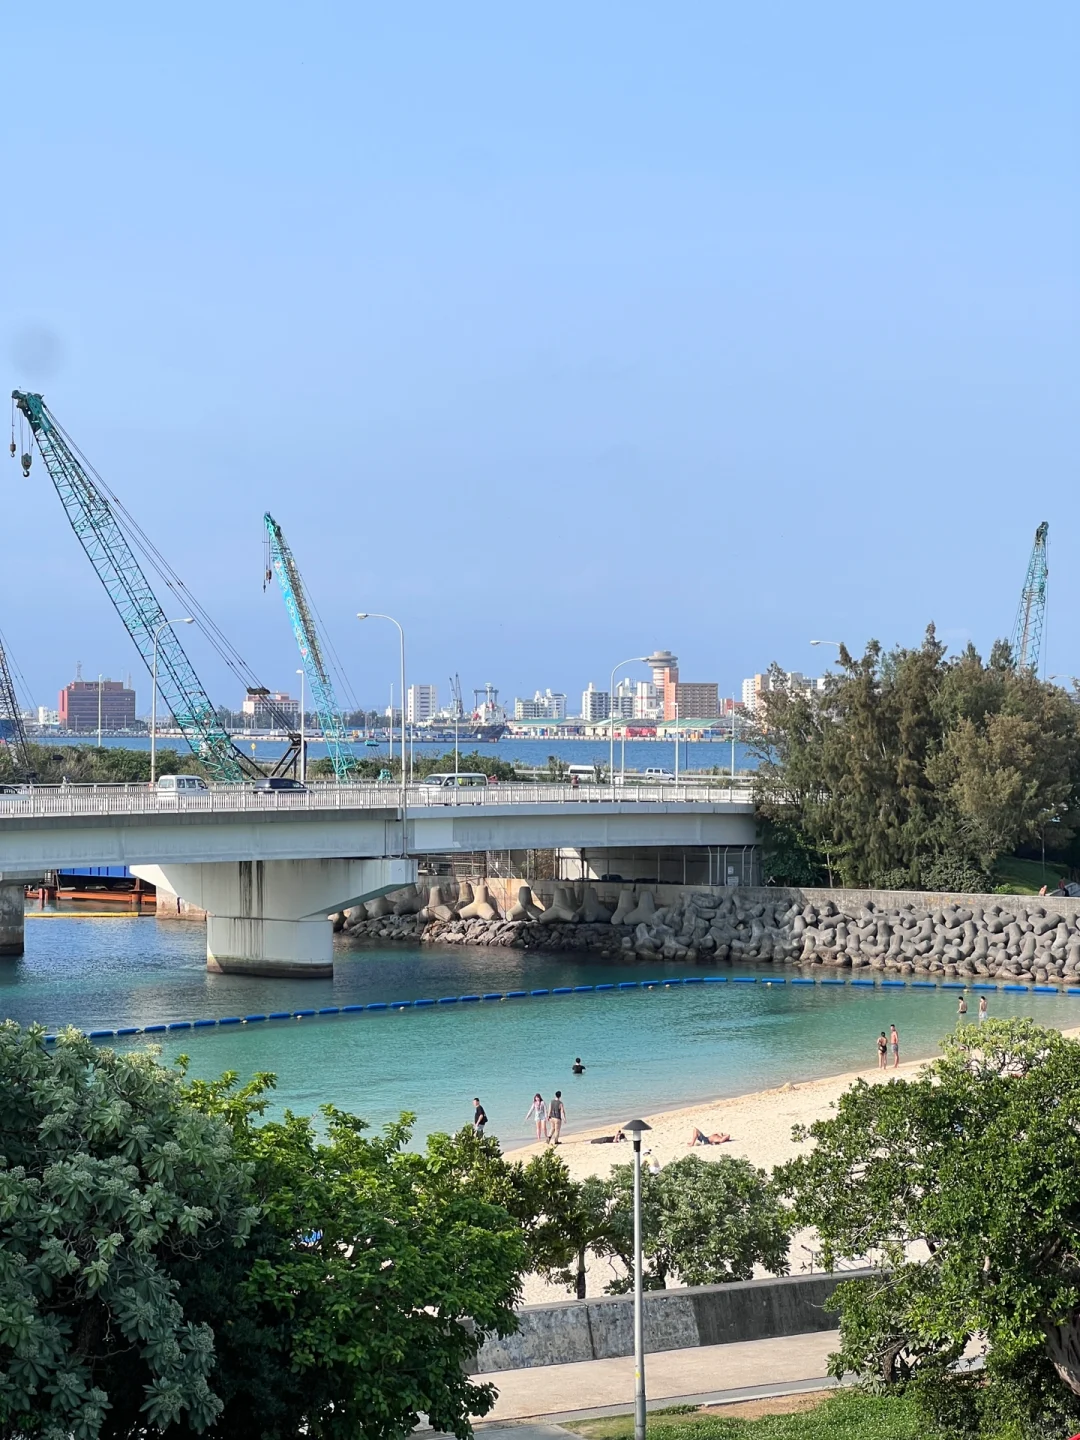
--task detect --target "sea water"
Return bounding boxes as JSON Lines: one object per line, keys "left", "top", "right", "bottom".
{"left": 8, "top": 914, "right": 1080, "bottom": 1147}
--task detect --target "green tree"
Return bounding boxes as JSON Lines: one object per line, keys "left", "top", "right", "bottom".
{"left": 180, "top": 1089, "right": 527, "bottom": 1440}
{"left": 0, "top": 1024, "right": 258, "bottom": 1440}
{"left": 17, "top": 744, "right": 196, "bottom": 785}
{"left": 775, "top": 1019, "right": 1080, "bottom": 1437}
{"left": 751, "top": 628, "right": 1080, "bottom": 889}
{"left": 600, "top": 1155, "right": 790, "bottom": 1292}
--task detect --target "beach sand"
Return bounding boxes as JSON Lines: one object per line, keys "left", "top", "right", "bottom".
{"left": 505, "top": 1024, "right": 1080, "bottom": 1302}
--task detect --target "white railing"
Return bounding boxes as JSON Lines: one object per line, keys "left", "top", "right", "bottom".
{"left": 0, "top": 782, "right": 751, "bottom": 819}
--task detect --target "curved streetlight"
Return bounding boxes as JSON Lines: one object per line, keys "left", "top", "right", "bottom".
{"left": 357, "top": 613, "right": 407, "bottom": 852}
{"left": 150, "top": 618, "right": 194, "bottom": 783}
{"left": 610, "top": 657, "right": 648, "bottom": 786}
{"left": 809, "top": 639, "right": 842, "bottom": 648}
{"left": 622, "top": 1116, "right": 652, "bottom": 1440}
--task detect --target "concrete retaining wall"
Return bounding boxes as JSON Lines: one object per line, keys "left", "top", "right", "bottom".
{"left": 474, "top": 1270, "right": 868, "bottom": 1373}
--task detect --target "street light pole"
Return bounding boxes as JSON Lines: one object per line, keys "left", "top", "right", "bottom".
{"left": 358, "top": 613, "right": 407, "bottom": 852}
{"left": 622, "top": 1118, "right": 652, "bottom": 1440}
{"left": 151, "top": 618, "right": 194, "bottom": 784}
{"left": 296, "top": 668, "right": 306, "bottom": 783}
{"left": 609, "top": 657, "right": 648, "bottom": 789}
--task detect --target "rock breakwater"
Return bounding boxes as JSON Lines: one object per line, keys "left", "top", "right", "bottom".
{"left": 335, "top": 883, "right": 1080, "bottom": 985}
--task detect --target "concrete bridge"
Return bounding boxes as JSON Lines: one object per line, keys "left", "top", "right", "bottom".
{"left": 0, "top": 782, "right": 756, "bottom": 978}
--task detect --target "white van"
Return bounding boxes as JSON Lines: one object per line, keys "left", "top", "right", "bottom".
{"left": 420, "top": 772, "right": 488, "bottom": 789}
{"left": 566, "top": 764, "right": 597, "bottom": 781}
{"left": 155, "top": 775, "right": 209, "bottom": 794}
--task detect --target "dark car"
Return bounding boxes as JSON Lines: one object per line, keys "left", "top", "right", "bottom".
{"left": 251, "top": 777, "right": 308, "bottom": 792}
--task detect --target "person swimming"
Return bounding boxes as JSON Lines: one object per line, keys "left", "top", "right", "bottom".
{"left": 572, "top": 1057, "right": 586, "bottom": 1074}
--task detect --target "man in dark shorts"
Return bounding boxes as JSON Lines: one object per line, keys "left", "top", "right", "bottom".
{"left": 473, "top": 1098, "right": 488, "bottom": 1136}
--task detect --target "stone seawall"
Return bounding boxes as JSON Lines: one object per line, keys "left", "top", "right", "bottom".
{"left": 339, "top": 881, "right": 1080, "bottom": 986}
{"left": 473, "top": 1270, "right": 863, "bottom": 1372}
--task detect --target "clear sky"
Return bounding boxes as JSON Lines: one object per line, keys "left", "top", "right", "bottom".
{"left": 2, "top": 1, "right": 1076, "bottom": 715}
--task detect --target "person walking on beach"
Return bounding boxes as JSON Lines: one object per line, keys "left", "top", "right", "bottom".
{"left": 957, "top": 994, "right": 968, "bottom": 1022}
{"left": 548, "top": 1091, "right": 566, "bottom": 1145}
{"left": 877, "top": 1032, "right": 888, "bottom": 1069}
{"left": 473, "top": 1098, "right": 488, "bottom": 1137}
{"left": 525, "top": 1093, "right": 547, "bottom": 1142}
{"left": 890, "top": 1024, "right": 900, "bottom": 1069}
{"left": 978, "top": 995, "right": 988, "bottom": 1024}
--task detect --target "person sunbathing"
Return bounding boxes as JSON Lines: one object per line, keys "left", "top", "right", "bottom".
{"left": 689, "top": 1127, "right": 731, "bottom": 1146}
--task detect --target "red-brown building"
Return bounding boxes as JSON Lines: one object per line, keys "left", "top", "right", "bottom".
{"left": 59, "top": 679, "right": 136, "bottom": 732}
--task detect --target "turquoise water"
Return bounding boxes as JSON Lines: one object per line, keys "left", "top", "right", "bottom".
{"left": 7, "top": 914, "right": 1080, "bottom": 1149}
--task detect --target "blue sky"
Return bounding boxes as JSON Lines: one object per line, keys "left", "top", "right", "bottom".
{"left": 2, "top": 1, "right": 1076, "bottom": 714}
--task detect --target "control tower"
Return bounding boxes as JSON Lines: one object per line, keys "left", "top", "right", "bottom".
{"left": 644, "top": 650, "right": 678, "bottom": 687}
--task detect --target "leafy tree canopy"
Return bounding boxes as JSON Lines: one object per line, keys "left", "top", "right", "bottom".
{"left": 751, "top": 628, "right": 1080, "bottom": 888}
{"left": 775, "top": 1019, "right": 1080, "bottom": 1438}
{"left": 0, "top": 1033, "right": 526, "bottom": 1440}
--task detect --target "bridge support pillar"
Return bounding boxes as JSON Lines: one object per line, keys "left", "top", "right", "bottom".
{"left": 132, "top": 857, "right": 416, "bottom": 979}
{"left": 0, "top": 883, "right": 24, "bottom": 957}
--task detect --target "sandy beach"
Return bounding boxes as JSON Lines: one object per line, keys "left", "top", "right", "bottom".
{"left": 505, "top": 1053, "right": 930, "bottom": 1181}
{"left": 505, "top": 1024, "right": 1080, "bottom": 1302}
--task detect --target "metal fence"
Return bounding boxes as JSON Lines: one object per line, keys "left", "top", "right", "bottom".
{"left": 0, "top": 781, "right": 751, "bottom": 819}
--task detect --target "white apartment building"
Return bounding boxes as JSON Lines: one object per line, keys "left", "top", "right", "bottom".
{"left": 580, "top": 683, "right": 611, "bottom": 723}
{"left": 633, "top": 681, "right": 661, "bottom": 720}
{"left": 242, "top": 690, "right": 300, "bottom": 725}
{"left": 741, "top": 672, "right": 823, "bottom": 713}
{"left": 612, "top": 678, "right": 636, "bottom": 719}
{"left": 514, "top": 689, "right": 567, "bottom": 721}
{"left": 36, "top": 706, "right": 60, "bottom": 727}
{"left": 407, "top": 684, "right": 438, "bottom": 724}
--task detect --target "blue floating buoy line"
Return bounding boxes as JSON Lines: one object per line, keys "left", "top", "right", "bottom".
{"left": 37, "top": 971, "right": 1080, "bottom": 1045}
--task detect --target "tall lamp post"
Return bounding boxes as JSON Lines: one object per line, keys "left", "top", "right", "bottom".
{"left": 150, "top": 617, "right": 194, "bottom": 784}
{"left": 622, "top": 1117, "right": 652, "bottom": 1440}
{"left": 609, "top": 657, "right": 647, "bottom": 788}
{"left": 357, "top": 613, "right": 406, "bottom": 850}
{"left": 296, "top": 668, "right": 306, "bottom": 783}
{"left": 810, "top": 639, "right": 843, "bottom": 651}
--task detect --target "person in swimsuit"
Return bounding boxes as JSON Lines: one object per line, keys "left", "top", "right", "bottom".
{"left": 890, "top": 1025, "right": 899, "bottom": 1069}
{"left": 572, "top": 1057, "right": 586, "bottom": 1074}
{"left": 547, "top": 1091, "right": 566, "bottom": 1144}
{"left": 877, "top": 1032, "right": 888, "bottom": 1069}
{"left": 978, "top": 995, "right": 988, "bottom": 1024}
{"left": 524, "top": 1093, "right": 547, "bottom": 1141}
{"left": 957, "top": 995, "right": 968, "bottom": 1021}
{"left": 689, "top": 1127, "right": 731, "bottom": 1146}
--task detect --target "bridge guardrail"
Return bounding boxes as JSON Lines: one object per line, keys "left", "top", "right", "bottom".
{"left": 0, "top": 783, "right": 750, "bottom": 818}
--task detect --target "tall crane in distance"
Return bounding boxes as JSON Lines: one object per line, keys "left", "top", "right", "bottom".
{"left": 1012, "top": 521, "right": 1049, "bottom": 674}
{"left": 11, "top": 391, "right": 299, "bottom": 782}
{"left": 0, "top": 632, "right": 33, "bottom": 781}
{"left": 263, "top": 513, "right": 358, "bottom": 781}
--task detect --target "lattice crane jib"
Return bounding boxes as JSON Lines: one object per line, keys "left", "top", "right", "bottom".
{"left": 0, "top": 635, "right": 32, "bottom": 780}
{"left": 263, "top": 513, "right": 358, "bottom": 781}
{"left": 1012, "top": 521, "right": 1049, "bottom": 674}
{"left": 11, "top": 391, "right": 259, "bottom": 783}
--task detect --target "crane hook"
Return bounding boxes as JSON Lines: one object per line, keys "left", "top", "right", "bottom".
{"left": 20, "top": 453, "right": 32, "bottom": 477}
{"left": 8, "top": 441, "right": 14, "bottom": 458}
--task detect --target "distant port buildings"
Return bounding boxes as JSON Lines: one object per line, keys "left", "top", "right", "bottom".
{"left": 59, "top": 676, "right": 136, "bottom": 732}
{"left": 406, "top": 684, "right": 437, "bottom": 724}
{"left": 27, "top": 649, "right": 827, "bottom": 741}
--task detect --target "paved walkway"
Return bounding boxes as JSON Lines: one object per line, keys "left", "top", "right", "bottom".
{"left": 472, "top": 1330, "right": 837, "bottom": 1424}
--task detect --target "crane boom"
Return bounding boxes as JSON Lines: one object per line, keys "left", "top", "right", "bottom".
{"left": 0, "top": 632, "right": 33, "bottom": 780}
{"left": 1012, "top": 521, "right": 1049, "bottom": 673}
{"left": 12, "top": 391, "right": 259, "bottom": 782}
{"left": 264, "top": 513, "right": 358, "bottom": 781}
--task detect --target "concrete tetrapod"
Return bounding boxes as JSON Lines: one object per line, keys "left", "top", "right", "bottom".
{"left": 508, "top": 885, "right": 545, "bottom": 921}
{"left": 458, "top": 882, "right": 500, "bottom": 922}
{"left": 537, "top": 886, "right": 579, "bottom": 924}
{"left": 581, "top": 885, "right": 613, "bottom": 923}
